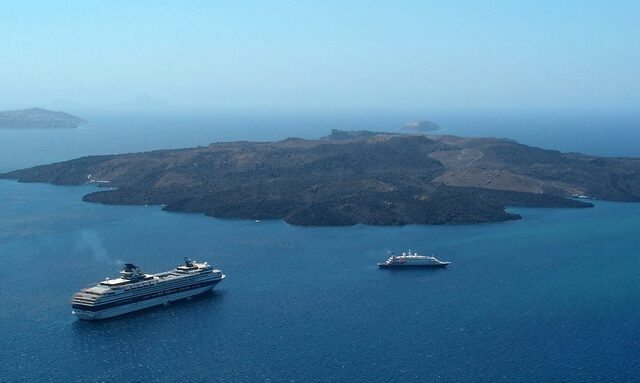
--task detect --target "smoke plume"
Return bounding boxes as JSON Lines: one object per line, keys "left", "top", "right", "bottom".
{"left": 75, "top": 230, "right": 124, "bottom": 265}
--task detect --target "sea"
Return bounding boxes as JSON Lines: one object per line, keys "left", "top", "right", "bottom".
{"left": 0, "top": 110, "right": 639, "bottom": 382}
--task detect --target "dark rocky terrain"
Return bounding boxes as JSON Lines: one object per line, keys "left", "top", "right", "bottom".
{"left": 3, "top": 130, "right": 640, "bottom": 226}
{"left": 0, "top": 108, "right": 86, "bottom": 129}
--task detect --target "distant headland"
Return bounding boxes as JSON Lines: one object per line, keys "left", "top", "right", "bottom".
{"left": 0, "top": 108, "right": 86, "bottom": 129}
{"left": 2, "top": 130, "right": 639, "bottom": 226}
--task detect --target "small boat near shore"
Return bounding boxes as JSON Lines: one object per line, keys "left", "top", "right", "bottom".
{"left": 378, "top": 250, "right": 450, "bottom": 269}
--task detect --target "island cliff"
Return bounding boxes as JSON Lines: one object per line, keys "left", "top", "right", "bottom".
{"left": 2, "top": 130, "right": 640, "bottom": 226}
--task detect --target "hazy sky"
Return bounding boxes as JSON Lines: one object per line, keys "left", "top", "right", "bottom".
{"left": 0, "top": 1, "right": 638, "bottom": 112}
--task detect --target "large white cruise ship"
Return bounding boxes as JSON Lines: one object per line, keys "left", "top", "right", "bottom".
{"left": 71, "top": 258, "right": 225, "bottom": 320}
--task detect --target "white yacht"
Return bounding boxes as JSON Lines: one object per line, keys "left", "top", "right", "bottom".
{"left": 71, "top": 258, "right": 225, "bottom": 320}
{"left": 378, "top": 250, "right": 450, "bottom": 269}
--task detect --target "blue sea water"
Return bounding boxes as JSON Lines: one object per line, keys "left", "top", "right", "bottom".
{"left": 0, "top": 112, "right": 639, "bottom": 382}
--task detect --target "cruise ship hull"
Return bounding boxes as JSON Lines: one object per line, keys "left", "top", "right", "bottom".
{"left": 72, "top": 279, "right": 223, "bottom": 320}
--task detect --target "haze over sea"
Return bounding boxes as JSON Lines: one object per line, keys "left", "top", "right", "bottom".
{"left": 1, "top": 111, "right": 639, "bottom": 382}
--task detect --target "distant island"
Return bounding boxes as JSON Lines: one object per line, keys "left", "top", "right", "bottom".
{"left": 0, "top": 108, "right": 86, "bottom": 129}
{"left": 2, "top": 130, "right": 639, "bottom": 226}
{"left": 402, "top": 120, "right": 441, "bottom": 133}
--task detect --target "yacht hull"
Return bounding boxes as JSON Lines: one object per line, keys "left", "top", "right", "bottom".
{"left": 377, "top": 263, "right": 449, "bottom": 269}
